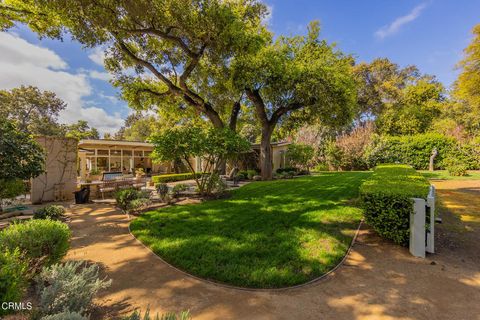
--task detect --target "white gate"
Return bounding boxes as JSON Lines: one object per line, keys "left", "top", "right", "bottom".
{"left": 410, "top": 185, "right": 436, "bottom": 258}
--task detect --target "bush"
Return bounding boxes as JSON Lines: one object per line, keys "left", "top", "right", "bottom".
{"left": 238, "top": 170, "right": 257, "bottom": 180}
{"left": 152, "top": 173, "right": 202, "bottom": 184}
{"left": 0, "top": 179, "right": 25, "bottom": 212}
{"left": 365, "top": 133, "right": 456, "bottom": 170}
{"left": 156, "top": 183, "right": 169, "bottom": 202}
{"left": 40, "top": 310, "right": 88, "bottom": 320}
{"left": 0, "top": 219, "right": 70, "bottom": 268}
{"left": 360, "top": 164, "right": 430, "bottom": 246}
{"left": 0, "top": 248, "right": 28, "bottom": 315}
{"left": 444, "top": 157, "right": 469, "bottom": 176}
{"left": 171, "top": 184, "right": 188, "bottom": 197}
{"left": 115, "top": 188, "right": 150, "bottom": 214}
{"left": 286, "top": 143, "right": 315, "bottom": 170}
{"left": 122, "top": 307, "right": 191, "bottom": 320}
{"left": 276, "top": 167, "right": 298, "bottom": 174}
{"left": 36, "top": 260, "right": 111, "bottom": 317}
{"left": 34, "top": 205, "right": 66, "bottom": 221}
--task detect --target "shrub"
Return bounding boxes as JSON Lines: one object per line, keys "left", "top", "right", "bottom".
{"left": 0, "top": 179, "right": 25, "bottom": 212}
{"left": 360, "top": 164, "right": 430, "bottom": 246}
{"left": 0, "top": 219, "right": 70, "bottom": 268}
{"left": 40, "top": 310, "right": 88, "bottom": 320}
{"left": 34, "top": 205, "right": 66, "bottom": 221}
{"left": 122, "top": 307, "right": 191, "bottom": 320}
{"left": 276, "top": 167, "right": 298, "bottom": 174}
{"left": 0, "top": 248, "right": 28, "bottom": 315}
{"left": 152, "top": 173, "right": 202, "bottom": 184}
{"left": 36, "top": 260, "right": 111, "bottom": 317}
{"left": 238, "top": 170, "right": 257, "bottom": 180}
{"left": 444, "top": 157, "right": 469, "bottom": 176}
{"left": 115, "top": 188, "right": 150, "bottom": 214}
{"left": 171, "top": 184, "right": 188, "bottom": 197}
{"left": 365, "top": 133, "right": 456, "bottom": 170}
{"left": 286, "top": 143, "right": 315, "bottom": 170}
{"left": 156, "top": 183, "right": 169, "bottom": 202}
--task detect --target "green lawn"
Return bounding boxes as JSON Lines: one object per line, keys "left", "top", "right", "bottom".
{"left": 130, "top": 172, "right": 370, "bottom": 288}
{"left": 418, "top": 170, "right": 480, "bottom": 180}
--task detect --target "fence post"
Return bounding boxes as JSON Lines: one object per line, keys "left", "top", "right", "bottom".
{"left": 410, "top": 198, "right": 426, "bottom": 258}
{"left": 426, "top": 185, "right": 435, "bottom": 253}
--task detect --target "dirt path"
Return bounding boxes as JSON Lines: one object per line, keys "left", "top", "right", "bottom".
{"left": 66, "top": 182, "right": 480, "bottom": 320}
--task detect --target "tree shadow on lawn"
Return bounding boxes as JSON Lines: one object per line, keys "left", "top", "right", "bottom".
{"left": 130, "top": 172, "right": 371, "bottom": 288}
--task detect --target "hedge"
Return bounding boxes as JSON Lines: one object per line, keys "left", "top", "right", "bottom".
{"left": 365, "top": 133, "right": 457, "bottom": 170}
{"left": 152, "top": 172, "right": 202, "bottom": 184}
{"left": 360, "top": 164, "right": 430, "bottom": 246}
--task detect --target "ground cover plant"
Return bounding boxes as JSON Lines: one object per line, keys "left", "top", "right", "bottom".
{"left": 130, "top": 172, "right": 370, "bottom": 288}
{"left": 360, "top": 165, "right": 430, "bottom": 245}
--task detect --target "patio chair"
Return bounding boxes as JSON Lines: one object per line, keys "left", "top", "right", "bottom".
{"left": 221, "top": 166, "right": 240, "bottom": 186}
{"left": 98, "top": 181, "right": 117, "bottom": 199}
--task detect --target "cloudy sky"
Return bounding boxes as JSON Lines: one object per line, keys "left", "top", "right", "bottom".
{"left": 1, "top": 0, "right": 479, "bottom": 135}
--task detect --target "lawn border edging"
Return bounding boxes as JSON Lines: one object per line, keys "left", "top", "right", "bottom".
{"left": 127, "top": 215, "right": 364, "bottom": 292}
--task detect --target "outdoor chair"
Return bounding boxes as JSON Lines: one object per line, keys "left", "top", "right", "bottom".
{"left": 221, "top": 167, "right": 240, "bottom": 186}
{"left": 98, "top": 181, "right": 117, "bottom": 199}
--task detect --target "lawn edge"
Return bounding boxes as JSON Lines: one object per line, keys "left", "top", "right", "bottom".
{"left": 127, "top": 215, "right": 364, "bottom": 292}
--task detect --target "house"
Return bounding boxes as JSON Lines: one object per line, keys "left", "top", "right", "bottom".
{"left": 77, "top": 139, "right": 291, "bottom": 178}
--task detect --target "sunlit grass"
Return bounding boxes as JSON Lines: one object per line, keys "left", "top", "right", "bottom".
{"left": 130, "top": 172, "right": 370, "bottom": 288}
{"left": 419, "top": 170, "right": 480, "bottom": 180}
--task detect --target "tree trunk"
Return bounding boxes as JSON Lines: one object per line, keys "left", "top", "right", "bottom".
{"left": 429, "top": 148, "right": 438, "bottom": 172}
{"left": 259, "top": 124, "right": 275, "bottom": 180}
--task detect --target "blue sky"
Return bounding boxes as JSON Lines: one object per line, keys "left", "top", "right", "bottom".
{"left": 0, "top": 0, "right": 479, "bottom": 135}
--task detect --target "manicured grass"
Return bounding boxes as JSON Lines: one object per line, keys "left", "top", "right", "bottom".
{"left": 418, "top": 170, "right": 480, "bottom": 180}
{"left": 130, "top": 172, "right": 370, "bottom": 288}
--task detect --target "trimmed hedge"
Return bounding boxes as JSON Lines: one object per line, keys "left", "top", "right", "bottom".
{"left": 365, "top": 133, "right": 457, "bottom": 170}
{"left": 152, "top": 172, "right": 202, "bottom": 184}
{"left": 360, "top": 164, "right": 430, "bottom": 246}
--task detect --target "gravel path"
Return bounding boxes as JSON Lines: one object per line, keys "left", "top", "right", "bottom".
{"left": 66, "top": 181, "right": 480, "bottom": 320}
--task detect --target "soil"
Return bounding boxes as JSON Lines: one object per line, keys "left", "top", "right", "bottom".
{"left": 64, "top": 180, "right": 480, "bottom": 320}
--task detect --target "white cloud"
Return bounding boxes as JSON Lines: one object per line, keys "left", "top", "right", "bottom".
{"left": 88, "top": 70, "right": 113, "bottom": 81}
{"left": 375, "top": 3, "right": 427, "bottom": 39}
{"left": 262, "top": 4, "right": 273, "bottom": 25}
{"left": 0, "top": 32, "right": 124, "bottom": 134}
{"left": 88, "top": 47, "right": 106, "bottom": 66}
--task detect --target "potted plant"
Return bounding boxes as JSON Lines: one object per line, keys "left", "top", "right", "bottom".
{"left": 88, "top": 168, "right": 102, "bottom": 181}
{"left": 135, "top": 168, "right": 145, "bottom": 179}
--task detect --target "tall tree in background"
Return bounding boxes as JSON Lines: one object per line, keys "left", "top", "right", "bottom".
{"left": 234, "top": 22, "right": 357, "bottom": 179}
{"left": 452, "top": 24, "right": 480, "bottom": 133}
{"left": 0, "top": 0, "right": 267, "bottom": 133}
{"left": 0, "top": 85, "right": 66, "bottom": 135}
{"left": 65, "top": 120, "right": 100, "bottom": 140}
{"left": 354, "top": 58, "right": 445, "bottom": 135}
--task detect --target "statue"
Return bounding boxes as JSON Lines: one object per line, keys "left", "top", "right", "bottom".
{"left": 429, "top": 148, "right": 438, "bottom": 172}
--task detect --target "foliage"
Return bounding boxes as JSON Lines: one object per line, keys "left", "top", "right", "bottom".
{"left": 34, "top": 205, "right": 66, "bottom": 221}
{"left": 0, "top": 179, "right": 25, "bottom": 211}
{"left": 325, "top": 123, "right": 375, "bottom": 170}
{"left": 364, "top": 133, "right": 457, "bottom": 170}
{"left": 353, "top": 58, "right": 446, "bottom": 135}
{"left": 131, "top": 172, "right": 369, "bottom": 288}
{"left": 0, "top": 248, "right": 28, "bottom": 315}
{"left": 171, "top": 184, "right": 188, "bottom": 197}
{"left": 119, "top": 113, "right": 157, "bottom": 142}
{"left": 238, "top": 169, "right": 258, "bottom": 180}
{"left": 452, "top": 24, "right": 480, "bottom": 133}
{"left": 0, "top": 0, "right": 268, "bottom": 139}
{"left": 235, "top": 21, "right": 357, "bottom": 179}
{"left": 151, "top": 126, "right": 250, "bottom": 195}
{"left": 419, "top": 170, "right": 480, "bottom": 180}
{"left": 122, "top": 307, "right": 191, "bottom": 320}
{"left": 0, "top": 120, "right": 44, "bottom": 210}
{"left": 40, "top": 310, "right": 88, "bottom": 320}
{"left": 156, "top": 183, "right": 169, "bottom": 202}
{"left": 65, "top": 120, "right": 100, "bottom": 140}
{"left": 359, "top": 165, "right": 430, "bottom": 246}
{"left": 115, "top": 188, "right": 150, "bottom": 214}
{"left": 276, "top": 167, "right": 299, "bottom": 174}
{"left": 443, "top": 157, "right": 469, "bottom": 177}
{"left": 286, "top": 143, "right": 314, "bottom": 171}
{"left": 36, "top": 260, "right": 111, "bottom": 317}
{"left": 152, "top": 173, "right": 202, "bottom": 184}
{"left": 0, "top": 85, "right": 66, "bottom": 135}
{"left": 0, "top": 219, "right": 71, "bottom": 268}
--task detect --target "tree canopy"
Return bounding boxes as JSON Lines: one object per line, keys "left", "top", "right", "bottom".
{"left": 0, "top": 85, "right": 66, "bottom": 135}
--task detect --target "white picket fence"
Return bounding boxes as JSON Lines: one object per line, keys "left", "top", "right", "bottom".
{"left": 409, "top": 185, "right": 436, "bottom": 258}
